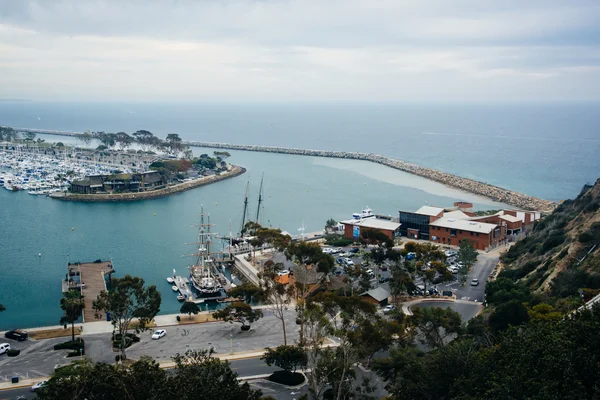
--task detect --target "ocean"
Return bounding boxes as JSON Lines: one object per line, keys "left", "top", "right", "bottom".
{"left": 0, "top": 101, "right": 598, "bottom": 330}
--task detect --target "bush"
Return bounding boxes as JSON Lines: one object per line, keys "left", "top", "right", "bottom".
{"left": 67, "top": 349, "right": 84, "bottom": 358}
{"left": 54, "top": 339, "right": 84, "bottom": 351}
{"left": 268, "top": 371, "right": 305, "bottom": 386}
{"left": 6, "top": 349, "right": 20, "bottom": 357}
{"left": 324, "top": 235, "right": 353, "bottom": 247}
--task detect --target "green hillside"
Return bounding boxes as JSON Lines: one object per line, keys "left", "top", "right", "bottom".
{"left": 500, "top": 177, "right": 600, "bottom": 305}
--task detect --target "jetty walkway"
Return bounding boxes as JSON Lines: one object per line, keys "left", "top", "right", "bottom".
{"left": 16, "top": 127, "right": 556, "bottom": 212}
{"left": 79, "top": 261, "right": 113, "bottom": 323}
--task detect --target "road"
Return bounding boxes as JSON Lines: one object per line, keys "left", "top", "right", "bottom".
{"left": 453, "top": 252, "right": 499, "bottom": 302}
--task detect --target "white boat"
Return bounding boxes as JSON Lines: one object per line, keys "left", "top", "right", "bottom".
{"left": 172, "top": 285, "right": 179, "bottom": 292}
{"left": 177, "top": 295, "right": 185, "bottom": 301}
{"left": 166, "top": 277, "right": 174, "bottom": 284}
{"left": 352, "top": 207, "right": 375, "bottom": 220}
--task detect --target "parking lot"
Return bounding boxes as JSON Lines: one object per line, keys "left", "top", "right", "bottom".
{"left": 0, "top": 336, "right": 75, "bottom": 382}
{"left": 126, "top": 309, "right": 299, "bottom": 362}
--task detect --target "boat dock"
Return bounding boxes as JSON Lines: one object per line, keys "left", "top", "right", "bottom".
{"left": 62, "top": 260, "right": 114, "bottom": 323}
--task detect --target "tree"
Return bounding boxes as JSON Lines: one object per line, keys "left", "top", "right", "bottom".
{"left": 488, "top": 300, "right": 529, "bottom": 332}
{"left": 166, "top": 133, "right": 183, "bottom": 155}
{"left": 262, "top": 345, "right": 307, "bottom": 373}
{"left": 410, "top": 305, "right": 464, "bottom": 349}
{"left": 180, "top": 301, "right": 200, "bottom": 320}
{"left": 324, "top": 218, "right": 337, "bottom": 233}
{"left": 458, "top": 239, "right": 478, "bottom": 283}
{"left": 0, "top": 303, "right": 5, "bottom": 312}
{"left": 115, "top": 132, "right": 134, "bottom": 151}
{"left": 24, "top": 131, "right": 36, "bottom": 141}
{"left": 60, "top": 289, "right": 85, "bottom": 342}
{"left": 212, "top": 301, "right": 263, "bottom": 330}
{"left": 132, "top": 130, "right": 156, "bottom": 151}
{"left": 261, "top": 261, "right": 294, "bottom": 345}
{"left": 171, "top": 349, "right": 262, "bottom": 400}
{"left": 359, "top": 272, "right": 372, "bottom": 293}
{"left": 93, "top": 275, "right": 161, "bottom": 359}
{"left": 80, "top": 131, "right": 93, "bottom": 147}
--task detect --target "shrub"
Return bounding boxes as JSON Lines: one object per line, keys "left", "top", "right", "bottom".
{"left": 6, "top": 349, "right": 20, "bottom": 357}
{"left": 54, "top": 339, "right": 84, "bottom": 351}
{"left": 268, "top": 371, "right": 305, "bottom": 386}
{"left": 324, "top": 235, "right": 353, "bottom": 247}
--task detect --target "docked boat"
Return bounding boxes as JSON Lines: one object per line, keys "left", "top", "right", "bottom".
{"left": 352, "top": 206, "right": 375, "bottom": 220}
{"left": 171, "top": 285, "right": 179, "bottom": 292}
{"left": 177, "top": 294, "right": 185, "bottom": 301}
{"left": 166, "top": 277, "right": 174, "bottom": 284}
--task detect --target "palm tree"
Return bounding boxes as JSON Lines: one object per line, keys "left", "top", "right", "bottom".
{"left": 60, "top": 290, "right": 85, "bottom": 342}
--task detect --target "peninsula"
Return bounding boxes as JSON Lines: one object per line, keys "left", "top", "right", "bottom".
{"left": 8, "top": 126, "right": 556, "bottom": 212}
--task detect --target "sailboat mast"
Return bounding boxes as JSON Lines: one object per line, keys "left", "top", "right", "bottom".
{"left": 256, "top": 173, "right": 264, "bottom": 224}
{"left": 241, "top": 181, "right": 249, "bottom": 235}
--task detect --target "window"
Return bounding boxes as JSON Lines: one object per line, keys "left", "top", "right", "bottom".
{"left": 476, "top": 233, "right": 479, "bottom": 237}
{"left": 470, "top": 232, "right": 473, "bottom": 236}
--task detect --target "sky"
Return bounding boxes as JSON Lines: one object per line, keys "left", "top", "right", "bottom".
{"left": 1, "top": 0, "right": 599, "bottom": 101}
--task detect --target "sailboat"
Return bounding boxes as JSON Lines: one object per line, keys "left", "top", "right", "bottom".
{"left": 187, "top": 206, "right": 231, "bottom": 300}
{"left": 221, "top": 174, "right": 265, "bottom": 245}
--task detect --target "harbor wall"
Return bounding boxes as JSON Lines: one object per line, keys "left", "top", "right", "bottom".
{"left": 23, "top": 128, "right": 556, "bottom": 212}
{"left": 50, "top": 165, "right": 245, "bottom": 202}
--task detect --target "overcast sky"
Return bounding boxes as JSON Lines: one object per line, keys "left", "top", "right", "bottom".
{"left": 1, "top": 0, "right": 599, "bottom": 101}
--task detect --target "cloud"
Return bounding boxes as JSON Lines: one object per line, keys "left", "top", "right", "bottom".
{"left": 0, "top": 0, "right": 599, "bottom": 100}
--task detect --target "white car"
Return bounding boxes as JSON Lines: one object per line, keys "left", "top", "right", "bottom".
{"left": 322, "top": 248, "right": 333, "bottom": 254}
{"left": 31, "top": 380, "right": 47, "bottom": 392}
{"left": 448, "top": 266, "right": 459, "bottom": 274}
{"left": 344, "top": 258, "right": 354, "bottom": 266}
{"left": 0, "top": 343, "right": 10, "bottom": 355}
{"left": 383, "top": 305, "right": 396, "bottom": 314}
{"left": 151, "top": 329, "right": 167, "bottom": 340}
{"left": 470, "top": 278, "right": 479, "bottom": 286}
{"left": 277, "top": 270, "right": 290, "bottom": 276}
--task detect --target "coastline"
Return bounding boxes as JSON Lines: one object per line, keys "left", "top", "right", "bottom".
{"left": 49, "top": 165, "right": 246, "bottom": 202}
{"left": 16, "top": 127, "right": 556, "bottom": 212}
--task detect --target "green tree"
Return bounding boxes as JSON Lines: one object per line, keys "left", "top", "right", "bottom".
{"left": 485, "top": 277, "right": 531, "bottom": 305}
{"left": 115, "top": 131, "right": 133, "bottom": 150}
{"left": 180, "top": 301, "right": 200, "bottom": 320}
{"left": 212, "top": 301, "right": 263, "bottom": 330}
{"left": 359, "top": 272, "right": 372, "bottom": 293}
{"left": 24, "top": 131, "right": 36, "bottom": 141}
{"left": 488, "top": 300, "right": 529, "bottom": 332}
{"left": 324, "top": 218, "right": 337, "bottom": 233}
{"left": 171, "top": 349, "right": 262, "bottom": 400}
{"left": 93, "top": 275, "right": 161, "bottom": 359}
{"left": 262, "top": 345, "right": 307, "bottom": 373}
{"left": 261, "top": 261, "right": 294, "bottom": 345}
{"left": 132, "top": 130, "right": 156, "bottom": 151}
{"left": 410, "top": 305, "right": 464, "bottom": 349}
{"left": 60, "top": 289, "right": 85, "bottom": 342}
{"left": 0, "top": 303, "right": 5, "bottom": 312}
{"left": 458, "top": 239, "right": 478, "bottom": 283}
{"left": 166, "top": 133, "right": 183, "bottom": 155}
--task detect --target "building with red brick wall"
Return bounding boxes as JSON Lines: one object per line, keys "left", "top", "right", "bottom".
{"left": 429, "top": 218, "right": 506, "bottom": 250}
{"left": 341, "top": 217, "right": 401, "bottom": 240}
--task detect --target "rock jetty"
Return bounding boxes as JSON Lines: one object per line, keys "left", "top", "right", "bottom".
{"left": 184, "top": 141, "right": 557, "bottom": 213}
{"left": 22, "top": 128, "right": 556, "bottom": 212}
{"left": 50, "top": 165, "right": 245, "bottom": 202}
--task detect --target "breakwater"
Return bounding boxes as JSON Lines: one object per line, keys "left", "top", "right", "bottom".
{"left": 16, "top": 127, "right": 556, "bottom": 212}
{"left": 50, "top": 165, "right": 245, "bottom": 202}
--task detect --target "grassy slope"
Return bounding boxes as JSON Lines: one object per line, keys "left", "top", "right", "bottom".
{"left": 500, "top": 178, "right": 600, "bottom": 303}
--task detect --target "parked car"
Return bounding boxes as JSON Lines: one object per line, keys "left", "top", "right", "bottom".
{"left": 277, "top": 270, "right": 290, "bottom": 276}
{"left": 31, "top": 381, "right": 47, "bottom": 392}
{"left": 343, "top": 258, "right": 354, "bottom": 266}
{"left": 445, "top": 250, "right": 457, "bottom": 257}
{"left": 336, "top": 257, "right": 344, "bottom": 265}
{"left": 333, "top": 247, "right": 343, "bottom": 254}
{"left": 4, "top": 329, "right": 28, "bottom": 341}
{"left": 349, "top": 247, "right": 360, "bottom": 254}
{"left": 151, "top": 329, "right": 167, "bottom": 340}
{"left": 470, "top": 278, "right": 479, "bottom": 286}
{"left": 0, "top": 343, "right": 11, "bottom": 355}
{"left": 406, "top": 252, "right": 417, "bottom": 260}
{"left": 380, "top": 265, "right": 388, "bottom": 271}
{"left": 448, "top": 266, "right": 459, "bottom": 274}
{"left": 379, "top": 276, "right": 390, "bottom": 283}
{"left": 383, "top": 305, "right": 396, "bottom": 314}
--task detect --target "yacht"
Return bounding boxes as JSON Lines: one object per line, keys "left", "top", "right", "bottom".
{"left": 352, "top": 207, "right": 375, "bottom": 220}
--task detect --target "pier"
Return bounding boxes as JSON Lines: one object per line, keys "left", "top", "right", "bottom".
{"left": 62, "top": 260, "right": 114, "bottom": 323}
{"left": 14, "top": 126, "right": 557, "bottom": 213}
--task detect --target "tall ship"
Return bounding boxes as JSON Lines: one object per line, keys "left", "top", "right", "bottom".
{"left": 187, "top": 207, "right": 232, "bottom": 301}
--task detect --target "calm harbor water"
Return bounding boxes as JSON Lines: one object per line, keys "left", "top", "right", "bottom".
{"left": 0, "top": 101, "right": 598, "bottom": 330}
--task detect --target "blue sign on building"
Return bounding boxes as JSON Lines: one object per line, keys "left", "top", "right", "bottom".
{"left": 353, "top": 225, "right": 360, "bottom": 239}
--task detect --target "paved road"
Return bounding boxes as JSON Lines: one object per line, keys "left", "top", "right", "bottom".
{"left": 0, "top": 385, "right": 36, "bottom": 400}
{"left": 453, "top": 253, "right": 499, "bottom": 302}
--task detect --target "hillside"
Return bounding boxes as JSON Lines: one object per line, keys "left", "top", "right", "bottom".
{"left": 500, "top": 177, "right": 600, "bottom": 303}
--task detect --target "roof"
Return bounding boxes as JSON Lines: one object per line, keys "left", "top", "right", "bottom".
{"left": 340, "top": 218, "right": 401, "bottom": 231}
{"left": 499, "top": 214, "right": 521, "bottom": 223}
{"left": 360, "top": 287, "right": 390, "bottom": 302}
{"left": 443, "top": 210, "right": 471, "bottom": 220}
{"left": 415, "top": 205, "right": 445, "bottom": 217}
{"left": 430, "top": 217, "right": 498, "bottom": 234}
